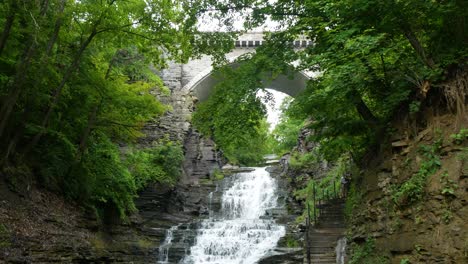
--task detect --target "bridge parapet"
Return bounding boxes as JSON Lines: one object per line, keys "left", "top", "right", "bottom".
{"left": 234, "top": 32, "right": 312, "bottom": 48}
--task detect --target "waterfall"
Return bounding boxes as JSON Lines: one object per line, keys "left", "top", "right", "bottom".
{"left": 183, "top": 167, "right": 285, "bottom": 264}
{"left": 158, "top": 225, "right": 179, "bottom": 263}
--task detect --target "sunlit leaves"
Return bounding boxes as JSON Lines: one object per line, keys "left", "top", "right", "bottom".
{"left": 0, "top": 0, "right": 240, "bottom": 219}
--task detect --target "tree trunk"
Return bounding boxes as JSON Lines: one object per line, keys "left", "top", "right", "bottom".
{"left": 75, "top": 101, "right": 101, "bottom": 162}
{"left": 24, "top": 30, "right": 98, "bottom": 153}
{"left": 355, "top": 97, "right": 378, "bottom": 125}
{"left": 45, "top": 0, "right": 66, "bottom": 57}
{"left": 0, "top": 0, "right": 51, "bottom": 137}
{"left": 350, "top": 89, "right": 378, "bottom": 125}
{"left": 0, "top": 1, "right": 17, "bottom": 56}
{"left": 402, "top": 27, "right": 435, "bottom": 69}
{"left": 75, "top": 52, "right": 118, "bottom": 162}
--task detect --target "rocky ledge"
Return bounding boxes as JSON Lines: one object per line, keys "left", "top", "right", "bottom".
{"left": 0, "top": 177, "right": 217, "bottom": 263}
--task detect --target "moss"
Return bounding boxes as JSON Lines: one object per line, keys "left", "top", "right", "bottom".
{"left": 391, "top": 142, "right": 442, "bottom": 207}
{"left": 89, "top": 235, "right": 107, "bottom": 251}
{"left": 136, "top": 238, "right": 154, "bottom": 249}
{"left": 212, "top": 169, "right": 224, "bottom": 181}
{"left": 349, "top": 238, "right": 390, "bottom": 264}
{"left": 0, "top": 224, "right": 11, "bottom": 248}
{"left": 344, "top": 182, "right": 362, "bottom": 221}
{"left": 199, "top": 179, "right": 213, "bottom": 185}
{"left": 284, "top": 235, "right": 300, "bottom": 248}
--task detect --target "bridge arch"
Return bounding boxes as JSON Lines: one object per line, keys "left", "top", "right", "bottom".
{"left": 182, "top": 56, "right": 313, "bottom": 101}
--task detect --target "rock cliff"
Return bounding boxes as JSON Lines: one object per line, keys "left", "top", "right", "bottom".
{"left": 347, "top": 113, "right": 467, "bottom": 263}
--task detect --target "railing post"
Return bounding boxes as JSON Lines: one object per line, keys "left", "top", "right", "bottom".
{"left": 333, "top": 181, "right": 336, "bottom": 199}
{"left": 313, "top": 184, "right": 317, "bottom": 225}
{"left": 306, "top": 202, "right": 311, "bottom": 264}
{"left": 318, "top": 199, "right": 321, "bottom": 218}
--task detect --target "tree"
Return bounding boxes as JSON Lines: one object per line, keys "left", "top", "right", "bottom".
{"left": 0, "top": 0, "right": 240, "bottom": 219}
{"left": 193, "top": 0, "right": 467, "bottom": 160}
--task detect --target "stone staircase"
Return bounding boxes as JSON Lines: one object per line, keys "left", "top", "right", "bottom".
{"left": 305, "top": 198, "right": 346, "bottom": 264}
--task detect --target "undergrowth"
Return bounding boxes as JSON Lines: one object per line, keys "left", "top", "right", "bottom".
{"left": 293, "top": 154, "right": 352, "bottom": 224}
{"left": 0, "top": 224, "right": 10, "bottom": 248}
{"left": 349, "top": 237, "right": 389, "bottom": 264}
{"left": 391, "top": 139, "right": 442, "bottom": 206}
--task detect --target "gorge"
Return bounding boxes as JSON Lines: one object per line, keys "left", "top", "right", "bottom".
{"left": 0, "top": 1, "right": 467, "bottom": 263}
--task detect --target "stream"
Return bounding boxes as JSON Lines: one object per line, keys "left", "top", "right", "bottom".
{"left": 158, "top": 167, "right": 285, "bottom": 264}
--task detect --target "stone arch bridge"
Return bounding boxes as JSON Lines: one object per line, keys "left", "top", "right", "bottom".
{"left": 141, "top": 32, "right": 313, "bottom": 184}
{"left": 163, "top": 32, "right": 313, "bottom": 101}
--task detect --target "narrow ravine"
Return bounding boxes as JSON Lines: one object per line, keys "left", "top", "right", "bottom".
{"left": 158, "top": 167, "right": 285, "bottom": 264}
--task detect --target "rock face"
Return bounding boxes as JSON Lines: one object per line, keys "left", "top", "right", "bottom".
{"left": 182, "top": 129, "right": 221, "bottom": 185}
{"left": 347, "top": 114, "right": 468, "bottom": 263}
{"left": 257, "top": 165, "right": 305, "bottom": 263}
{"left": 0, "top": 176, "right": 218, "bottom": 263}
{"left": 139, "top": 65, "right": 223, "bottom": 185}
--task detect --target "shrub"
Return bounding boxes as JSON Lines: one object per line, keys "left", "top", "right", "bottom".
{"left": 349, "top": 238, "right": 389, "bottom": 264}
{"left": 392, "top": 143, "right": 441, "bottom": 206}
{"left": 125, "top": 139, "right": 184, "bottom": 190}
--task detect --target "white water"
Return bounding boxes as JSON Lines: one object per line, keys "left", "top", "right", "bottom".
{"left": 158, "top": 225, "right": 179, "bottom": 263}
{"left": 183, "top": 167, "right": 285, "bottom": 264}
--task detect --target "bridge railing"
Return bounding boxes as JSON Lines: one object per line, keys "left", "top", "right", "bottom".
{"left": 234, "top": 39, "right": 313, "bottom": 47}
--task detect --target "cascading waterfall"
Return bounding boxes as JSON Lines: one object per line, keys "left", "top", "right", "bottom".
{"left": 183, "top": 167, "right": 285, "bottom": 264}
{"left": 158, "top": 225, "right": 179, "bottom": 263}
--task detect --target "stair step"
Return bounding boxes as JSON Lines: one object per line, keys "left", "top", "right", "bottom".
{"left": 309, "top": 249, "right": 335, "bottom": 253}
{"left": 305, "top": 199, "right": 345, "bottom": 264}
{"left": 316, "top": 219, "right": 345, "bottom": 223}
{"left": 316, "top": 225, "right": 345, "bottom": 228}
{"left": 310, "top": 253, "right": 335, "bottom": 257}
{"left": 309, "top": 238, "right": 340, "bottom": 242}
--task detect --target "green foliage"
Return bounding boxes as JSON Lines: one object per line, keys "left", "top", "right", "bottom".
{"left": 289, "top": 152, "right": 318, "bottom": 170}
{"left": 125, "top": 139, "right": 184, "bottom": 190}
{"left": 345, "top": 182, "right": 363, "bottom": 221}
{"left": 450, "top": 128, "right": 468, "bottom": 145}
{"left": 295, "top": 155, "right": 350, "bottom": 200}
{"left": 414, "top": 244, "right": 423, "bottom": 253}
{"left": 409, "top": 101, "right": 422, "bottom": 115}
{"left": 212, "top": 168, "right": 225, "bottom": 181}
{"left": 294, "top": 154, "right": 350, "bottom": 223}
{"left": 0, "top": 0, "right": 238, "bottom": 220}
{"left": 284, "top": 235, "right": 300, "bottom": 248}
{"left": 0, "top": 224, "right": 10, "bottom": 248}
{"left": 442, "top": 209, "right": 453, "bottom": 224}
{"left": 271, "top": 97, "right": 304, "bottom": 155}
{"left": 192, "top": 58, "right": 277, "bottom": 165}
{"left": 202, "top": 0, "right": 467, "bottom": 164}
{"left": 78, "top": 134, "right": 137, "bottom": 218}
{"left": 392, "top": 143, "right": 442, "bottom": 206}
{"left": 36, "top": 133, "right": 184, "bottom": 219}
{"left": 440, "top": 171, "right": 457, "bottom": 197}
{"left": 400, "top": 258, "right": 410, "bottom": 264}
{"left": 349, "top": 238, "right": 389, "bottom": 264}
